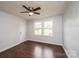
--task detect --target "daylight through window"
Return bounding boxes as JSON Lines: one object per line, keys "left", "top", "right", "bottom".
{"left": 34, "top": 20, "right": 53, "bottom": 36}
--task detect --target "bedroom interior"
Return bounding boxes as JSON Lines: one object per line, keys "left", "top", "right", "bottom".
{"left": 0, "top": 1, "right": 79, "bottom": 58}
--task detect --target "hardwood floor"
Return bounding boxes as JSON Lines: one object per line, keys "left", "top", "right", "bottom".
{"left": 0, "top": 40, "right": 68, "bottom": 58}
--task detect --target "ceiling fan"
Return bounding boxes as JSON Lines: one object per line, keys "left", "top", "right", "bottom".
{"left": 20, "top": 5, "right": 41, "bottom": 16}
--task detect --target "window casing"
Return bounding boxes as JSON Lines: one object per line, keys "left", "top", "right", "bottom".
{"left": 34, "top": 20, "right": 53, "bottom": 36}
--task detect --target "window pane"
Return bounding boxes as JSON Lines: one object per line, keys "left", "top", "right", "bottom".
{"left": 44, "top": 21, "right": 52, "bottom": 28}
{"left": 34, "top": 29, "right": 42, "bottom": 35}
{"left": 43, "top": 29, "right": 53, "bottom": 36}
{"left": 34, "top": 22, "right": 42, "bottom": 28}
{"left": 34, "top": 21, "right": 53, "bottom": 36}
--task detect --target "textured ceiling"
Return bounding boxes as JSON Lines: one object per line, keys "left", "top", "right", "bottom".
{"left": 0, "top": 1, "right": 68, "bottom": 20}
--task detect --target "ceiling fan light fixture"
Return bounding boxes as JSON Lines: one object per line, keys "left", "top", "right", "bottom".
{"left": 21, "top": 5, "right": 41, "bottom": 16}
{"left": 29, "top": 12, "right": 34, "bottom": 16}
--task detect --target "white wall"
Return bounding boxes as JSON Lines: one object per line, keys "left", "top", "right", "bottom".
{"left": 27, "top": 16, "right": 63, "bottom": 45}
{"left": 63, "top": 2, "right": 79, "bottom": 57}
{"left": 0, "top": 11, "right": 27, "bottom": 52}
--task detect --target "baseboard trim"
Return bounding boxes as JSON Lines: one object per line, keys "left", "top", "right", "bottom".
{"left": 0, "top": 40, "right": 27, "bottom": 53}
{"left": 0, "top": 39, "right": 63, "bottom": 54}
{"left": 62, "top": 46, "right": 70, "bottom": 58}
{"left": 27, "top": 39, "right": 63, "bottom": 47}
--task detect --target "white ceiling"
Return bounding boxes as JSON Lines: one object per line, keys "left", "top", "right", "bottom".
{"left": 0, "top": 1, "right": 68, "bottom": 20}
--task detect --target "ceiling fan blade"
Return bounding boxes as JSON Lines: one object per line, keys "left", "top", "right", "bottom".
{"left": 22, "top": 5, "right": 31, "bottom": 11}
{"left": 33, "top": 7, "right": 41, "bottom": 11}
{"left": 34, "top": 12, "right": 40, "bottom": 15}
{"left": 20, "top": 11, "right": 29, "bottom": 13}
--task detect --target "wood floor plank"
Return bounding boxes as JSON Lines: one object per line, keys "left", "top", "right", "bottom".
{"left": 0, "top": 40, "right": 68, "bottom": 58}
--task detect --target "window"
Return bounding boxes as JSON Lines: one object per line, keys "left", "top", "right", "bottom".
{"left": 34, "top": 20, "right": 53, "bottom": 36}
{"left": 43, "top": 21, "right": 53, "bottom": 36}
{"left": 34, "top": 22, "right": 42, "bottom": 35}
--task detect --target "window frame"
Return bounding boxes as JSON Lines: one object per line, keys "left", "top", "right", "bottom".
{"left": 34, "top": 20, "right": 53, "bottom": 37}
